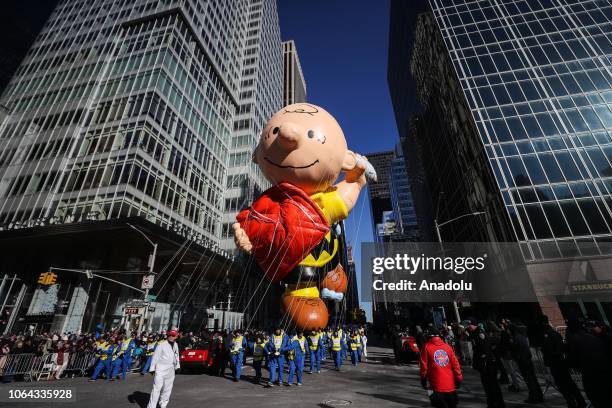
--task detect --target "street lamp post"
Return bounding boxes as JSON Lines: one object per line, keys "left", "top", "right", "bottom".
{"left": 434, "top": 210, "right": 486, "bottom": 325}
{"left": 127, "top": 223, "right": 158, "bottom": 334}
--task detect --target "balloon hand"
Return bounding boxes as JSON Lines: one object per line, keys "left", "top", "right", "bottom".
{"left": 232, "top": 223, "right": 253, "bottom": 254}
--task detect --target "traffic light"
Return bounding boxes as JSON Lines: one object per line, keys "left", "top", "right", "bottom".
{"left": 37, "top": 272, "right": 57, "bottom": 285}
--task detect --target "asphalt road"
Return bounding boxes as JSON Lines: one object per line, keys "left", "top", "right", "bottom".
{"left": 0, "top": 347, "right": 569, "bottom": 408}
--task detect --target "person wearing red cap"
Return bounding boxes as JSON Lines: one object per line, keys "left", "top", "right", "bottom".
{"left": 147, "top": 330, "right": 180, "bottom": 408}
{"left": 420, "top": 327, "right": 463, "bottom": 408}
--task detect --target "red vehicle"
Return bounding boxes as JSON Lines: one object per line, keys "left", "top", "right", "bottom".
{"left": 399, "top": 335, "right": 420, "bottom": 362}
{"left": 179, "top": 341, "right": 214, "bottom": 373}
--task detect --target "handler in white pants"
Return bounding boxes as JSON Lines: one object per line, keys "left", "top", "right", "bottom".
{"left": 147, "top": 330, "right": 180, "bottom": 408}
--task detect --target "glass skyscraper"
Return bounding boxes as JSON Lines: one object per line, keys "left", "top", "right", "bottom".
{"left": 389, "top": 144, "right": 419, "bottom": 240}
{"left": 221, "top": 0, "right": 283, "bottom": 250}
{"left": 0, "top": 0, "right": 250, "bottom": 249}
{"left": 428, "top": 0, "right": 611, "bottom": 260}
{"left": 282, "top": 40, "right": 307, "bottom": 106}
{"left": 389, "top": 0, "right": 612, "bottom": 323}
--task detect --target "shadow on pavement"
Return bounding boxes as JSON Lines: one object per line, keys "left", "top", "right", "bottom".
{"left": 127, "top": 391, "right": 150, "bottom": 408}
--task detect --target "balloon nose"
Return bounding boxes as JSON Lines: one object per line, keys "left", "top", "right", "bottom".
{"left": 276, "top": 124, "right": 301, "bottom": 151}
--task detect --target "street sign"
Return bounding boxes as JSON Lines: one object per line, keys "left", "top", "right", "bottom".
{"left": 124, "top": 307, "right": 139, "bottom": 314}
{"left": 126, "top": 299, "right": 148, "bottom": 308}
{"left": 146, "top": 294, "right": 157, "bottom": 301}
{"left": 148, "top": 307, "right": 156, "bottom": 312}
{"left": 141, "top": 274, "right": 154, "bottom": 289}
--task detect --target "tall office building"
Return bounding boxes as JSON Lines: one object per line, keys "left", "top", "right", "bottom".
{"left": 0, "top": 0, "right": 248, "bottom": 247}
{"left": 0, "top": 0, "right": 285, "bottom": 333}
{"left": 217, "top": 0, "right": 284, "bottom": 328}
{"left": 390, "top": 0, "right": 612, "bottom": 323}
{"left": 366, "top": 151, "right": 394, "bottom": 240}
{"left": 282, "top": 40, "right": 307, "bottom": 106}
{"left": 221, "top": 0, "right": 283, "bottom": 251}
{"left": 387, "top": 0, "right": 433, "bottom": 240}
{"left": 389, "top": 144, "right": 419, "bottom": 240}
{"left": 367, "top": 149, "right": 419, "bottom": 241}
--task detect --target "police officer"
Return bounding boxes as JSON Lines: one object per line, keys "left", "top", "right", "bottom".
{"left": 468, "top": 321, "right": 505, "bottom": 408}
{"left": 265, "top": 328, "right": 289, "bottom": 386}
{"left": 420, "top": 327, "right": 463, "bottom": 408}
{"left": 539, "top": 316, "right": 585, "bottom": 408}
{"left": 308, "top": 329, "right": 321, "bottom": 373}
{"left": 89, "top": 335, "right": 113, "bottom": 381}
{"left": 286, "top": 330, "right": 306, "bottom": 386}
{"left": 228, "top": 330, "right": 247, "bottom": 382}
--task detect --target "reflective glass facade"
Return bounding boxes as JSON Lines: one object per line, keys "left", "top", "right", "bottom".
{"left": 0, "top": 0, "right": 250, "bottom": 249}
{"left": 221, "top": 0, "right": 283, "bottom": 250}
{"left": 430, "top": 0, "right": 612, "bottom": 260}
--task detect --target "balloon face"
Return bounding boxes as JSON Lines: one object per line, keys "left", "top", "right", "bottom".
{"left": 254, "top": 103, "right": 349, "bottom": 195}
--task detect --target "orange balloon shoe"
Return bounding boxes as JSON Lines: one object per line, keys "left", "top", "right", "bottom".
{"left": 321, "top": 263, "right": 348, "bottom": 293}
{"left": 282, "top": 294, "right": 329, "bottom": 331}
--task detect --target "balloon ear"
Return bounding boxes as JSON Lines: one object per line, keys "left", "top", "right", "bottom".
{"left": 341, "top": 150, "right": 357, "bottom": 171}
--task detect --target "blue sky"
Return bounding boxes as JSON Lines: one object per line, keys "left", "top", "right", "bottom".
{"left": 278, "top": 0, "right": 399, "bottom": 320}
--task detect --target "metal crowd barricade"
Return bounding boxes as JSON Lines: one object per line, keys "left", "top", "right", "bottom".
{"left": 34, "top": 353, "right": 56, "bottom": 381}
{"left": 531, "top": 347, "right": 585, "bottom": 397}
{"left": 63, "top": 351, "right": 98, "bottom": 377}
{"left": 0, "top": 353, "right": 43, "bottom": 382}
{"left": 530, "top": 347, "right": 556, "bottom": 394}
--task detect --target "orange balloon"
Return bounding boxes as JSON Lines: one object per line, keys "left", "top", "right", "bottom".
{"left": 282, "top": 295, "right": 328, "bottom": 330}
{"left": 321, "top": 263, "right": 348, "bottom": 293}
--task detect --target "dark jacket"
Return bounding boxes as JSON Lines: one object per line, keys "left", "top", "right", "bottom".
{"left": 566, "top": 329, "right": 612, "bottom": 373}
{"left": 540, "top": 326, "right": 566, "bottom": 368}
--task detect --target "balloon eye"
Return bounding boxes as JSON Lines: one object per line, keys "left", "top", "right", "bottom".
{"left": 272, "top": 127, "right": 280, "bottom": 134}
{"left": 307, "top": 130, "right": 315, "bottom": 139}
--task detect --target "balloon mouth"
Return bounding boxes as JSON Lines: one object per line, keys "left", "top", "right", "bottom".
{"left": 264, "top": 157, "right": 319, "bottom": 169}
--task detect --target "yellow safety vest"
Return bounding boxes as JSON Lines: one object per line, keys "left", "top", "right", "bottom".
{"left": 350, "top": 336, "right": 359, "bottom": 351}
{"left": 295, "top": 336, "right": 305, "bottom": 353}
{"left": 253, "top": 342, "right": 265, "bottom": 362}
{"left": 273, "top": 335, "right": 283, "bottom": 350}
{"left": 120, "top": 339, "right": 132, "bottom": 353}
{"left": 111, "top": 345, "right": 121, "bottom": 361}
{"left": 96, "top": 341, "right": 111, "bottom": 361}
{"left": 331, "top": 335, "right": 341, "bottom": 352}
{"left": 145, "top": 342, "right": 156, "bottom": 356}
{"left": 309, "top": 334, "right": 320, "bottom": 350}
{"left": 231, "top": 336, "right": 244, "bottom": 353}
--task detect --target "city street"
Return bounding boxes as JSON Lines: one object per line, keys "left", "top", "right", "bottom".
{"left": 1, "top": 347, "right": 568, "bottom": 407}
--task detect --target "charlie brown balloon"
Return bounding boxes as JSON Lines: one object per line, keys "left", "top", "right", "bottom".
{"left": 233, "top": 103, "right": 375, "bottom": 330}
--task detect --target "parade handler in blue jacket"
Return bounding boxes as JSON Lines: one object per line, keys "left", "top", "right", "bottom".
{"left": 285, "top": 330, "right": 307, "bottom": 386}
{"left": 265, "top": 328, "right": 289, "bottom": 386}
{"left": 229, "top": 330, "right": 247, "bottom": 382}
